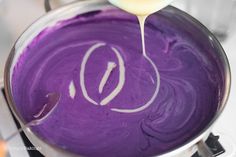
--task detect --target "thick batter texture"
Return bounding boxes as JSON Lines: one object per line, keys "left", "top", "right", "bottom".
{"left": 12, "top": 9, "right": 224, "bottom": 157}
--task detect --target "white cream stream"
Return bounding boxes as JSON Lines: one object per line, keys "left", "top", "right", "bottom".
{"left": 108, "top": 0, "right": 174, "bottom": 56}
{"left": 138, "top": 16, "right": 148, "bottom": 57}
{"left": 107, "top": 0, "right": 174, "bottom": 112}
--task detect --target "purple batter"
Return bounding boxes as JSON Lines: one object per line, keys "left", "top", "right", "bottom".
{"left": 12, "top": 8, "right": 224, "bottom": 157}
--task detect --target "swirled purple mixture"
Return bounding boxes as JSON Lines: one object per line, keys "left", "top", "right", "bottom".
{"left": 12, "top": 8, "right": 224, "bottom": 157}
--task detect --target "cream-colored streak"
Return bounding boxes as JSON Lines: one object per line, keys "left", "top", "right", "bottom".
{"left": 111, "top": 55, "right": 160, "bottom": 113}
{"left": 100, "top": 47, "right": 125, "bottom": 106}
{"left": 69, "top": 80, "right": 76, "bottom": 99}
{"left": 80, "top": 43, "right": 106, "bottom": 105}
{"left": 33, "top": 93, "right": 59, "bottom": 121}
{"left": 138, "top": 16, "right": 148, "bottom": 57}
{"left": 99, "top": 62, "right": 117, "bottom": 94}
{"left": 150, "top": 75, "right": 155, "bottom": 84}
{"left": 33, "top": 104, "right": 48, "bottom": 118}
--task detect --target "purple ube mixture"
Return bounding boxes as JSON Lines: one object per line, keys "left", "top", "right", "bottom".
{"left": 12, "top": 9, "right": 224, "bottom": 157}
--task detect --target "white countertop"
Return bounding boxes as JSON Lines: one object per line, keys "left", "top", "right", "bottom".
{"left": 0, "top": 0, "right": 44, "bottom": 82}
{"left": 214, "top": 34, "right": 236, "bottom": 136}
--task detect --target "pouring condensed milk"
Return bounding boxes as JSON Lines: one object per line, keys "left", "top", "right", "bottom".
{"left": 107, "top": 1, "right": 174, "bottom": 113}
{"left": 109, "top": 0, "right": 174, "bottom": 56}
{"left": 107, "top": 0, "right": 174, "bottom": 113}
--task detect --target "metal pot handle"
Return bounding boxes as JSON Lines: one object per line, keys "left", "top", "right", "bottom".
{"left": 44, "top": 0, "right": 85, "bottom": 12}
{"left": 44, "top": 0, "right": 52, "bottom": 12}
{"left": 197, "top": 140, "right": 214, "bottom": 157}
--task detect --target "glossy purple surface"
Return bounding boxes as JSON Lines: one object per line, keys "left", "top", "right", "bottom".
{"left": 12, "top": 9, "right": 224, "bottom": 157}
